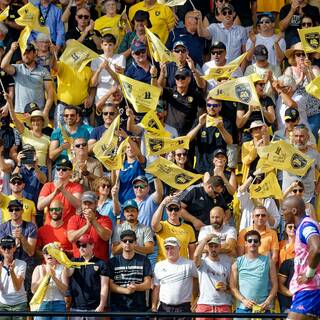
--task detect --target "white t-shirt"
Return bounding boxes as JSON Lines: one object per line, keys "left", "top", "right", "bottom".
{"left": 0, "top": 259, "right": 27, "bottom": 305}
{"left": 153, "top": 257, "right": 198, "bottom": 305}
{"left": 197, "top": 255, "right": 233, "bottom": 306}
{"left": 198, "top": 224, "right": 237, "bottom": 243}
{"left": 91, "top": 54, "right": 126, "bottom": 103}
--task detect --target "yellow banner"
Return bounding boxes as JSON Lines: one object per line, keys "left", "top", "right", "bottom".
{"left": 157, "top": 0, "right": 187, "bottom": 5}
{"left": 206, "top": 115, "right": 222, "bottom": 128}
{"left": 298, "top": 26, "right": 320, "bottom": 53}
{"left": 118, "top": 74, "right": 161, "bottom": 113}
{"left": 257, "top": 140, "right": 314, "bottom": 176}
{"left": 249, "top": 172, "right": 283, "bottom": 199}
{"left": 15, "top": 2, "right": 50, "bottom": 35}
{"left": 60, "top": 125, "right": 73, "bottom": 160}
{"left": 140, "top": 110, "right": 171, "bottom": 137}
{"left": 306, "top": 75, "right": 320, "bottom": 99}
{"left": 0, "top": 6, "right": 9, "bottom": 22}
{"left": 146, "top": 157, "right": 202, "bottom": 190}
{"left": 18, "top": 27, "right": 31, "bottom": 55}
{"left": 29, "top": 273, "right": 51, "bottom": 311}
{"left": 145, "top": 27, "right": 176, "bottom": 63}
{"left": 202, "top": 52, "right": 247, "bottom": 81}
{"left": 145, "top": 134, "right": 189, "bottom": 156}
{"left": 60, "top": 39, "right": 99, "bottom": 73}
{"left": 208, "top": 74, "right": 261, "bottom": 107}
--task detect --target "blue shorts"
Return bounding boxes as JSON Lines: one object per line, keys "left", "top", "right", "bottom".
{"left": 290, "top": 289, "right": 320, "bottom": 317}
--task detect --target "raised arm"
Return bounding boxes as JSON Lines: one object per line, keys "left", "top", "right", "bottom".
{"left": 0, "top": 42, "right": 17, "bottom": 76}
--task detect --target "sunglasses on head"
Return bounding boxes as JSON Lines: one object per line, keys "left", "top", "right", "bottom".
{"left": 222, "top": 10, "right": 233, "bottom": 16}
{"left": 302, "top": 22, "right": 312, "bottom": 27}
{"left": 167, "top": 206, "right": 180, "bottom": 212}
{"left": 103, "top": 111, "right": 115, "bottom": 116}
{"left": 49, "top": 207, "right": 62, "bottom": 212}
{"left": 77, "top": 14, "right": 90, "bottom": 19}
{"left": 1, "top": 245, "right": 14, "bottom": 250}
{"left": 76, "top": 243, "right": 88, "bottom": 249}
{"left": 134, "top": 49, "right": 146, "bottom": 55}
{"left": 247, "top": 238, "right": 259, "bottom": 244}
{"left": 174, "top": 48, "right": 187, "bottom": 54}
{"left": 295, "top": 52, "right": 306, "bottom": 58}
{"left": 75, "top": 142, "right": 87, "bottom": 148}
{"left": 293, "top": 188, "right": 304, "bottom": 193}
{"left": 11, "top": 180, "right": 23, "bottom": 185}
{"left": 121, "top": 239, "right": 134, "bottom": 244}
{"left": 175, "top": 75, "right": 186, "bottom": 81}
{"left": 133, "top": 184, "right": 146, "bottom": 189}
{"left": 57, "top": 167, "right": 70, "bottom": 172}
{"left": 207, "top": 103, "right": 221, "bottom": 108}
{"left": 8, "top": 207, "right": 22, "bottom": 213}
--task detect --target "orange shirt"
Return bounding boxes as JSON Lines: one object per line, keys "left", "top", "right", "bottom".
{"left": 279, "top": 240, "right": 295, "bottom": 266}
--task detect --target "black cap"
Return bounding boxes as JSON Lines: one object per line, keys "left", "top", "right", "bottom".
{"left": 0, "top": 236, "right": 15, "bottom": 247}
{"left": 7, "top": 199, "right": 23, "bottom": 209}
{"left": 210, "top": 41, "right": 226, "bottom": 51}
{"left": 25, "top": 43, "right": 36, "bottom": 52}
{"left": 132, "top": 10, "right": 152, "bottom": 28}
{"left": 254, "top": 45, "right": 268, "bottom": 61}
{"left": 284, "top": 107, "right": 300, "bottom": 122}
{"left": 24, "top": 102, "right": 40, "bottom": 114}
{"left": 213, "top": 148, "right": 227, "bottom": 158}
{"left": 56, "top": 159, "right": 73, "bottom": 170}
{"left": 132, "top": 175, "right": 149, "bottom": 185}
{"left": 22, "top": 144, "right": 36, "bottom": 152}
{"left": 221, "top": 3, "right": 235, "bottom": 12}
{"left": 10, "top": 173, "right": 24, "bottom": 183}
{"left": 120, "top": 230, "right": 137, "bottom": 241}
{"left": 175, "top": 68, "right": 192, "bottom": 78}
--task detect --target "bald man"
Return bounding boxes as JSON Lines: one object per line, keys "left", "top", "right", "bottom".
{"left": 281, "top": 196, "right": 320, "bottom": 320}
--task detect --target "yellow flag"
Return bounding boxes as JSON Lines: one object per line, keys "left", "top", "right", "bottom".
{"left": 99, "top": 137, "right": 129, "bottom": 170}
{"left": 145, "top": 134, "right": 190, "bottom": 156}
{"left": 60, "top": 125, "right": 73, "bottom": 160}
{"left": 157, "top": 0, "right": 187, "bottom": 6}
{"left": 118, "top": 74, "right": 161, "bottom": 113}
{"left": 249, "top": 172, "right": 283, "bottom": 200}
{"left": 29, "top": 273, "right": 51, "bottom": 311}
{"left": 145, "top": 27, "right": 176, "bottom": 63}
{"left": 298, "top": 26, "right": 320, "bottom": 53}
{"left": 140, "top": 110, "right": 171, "bottom": 137}
{"left": 0, "top": 6, "right": 9, "bottom": 22}
{"left": 15, "top": 2, "right": 50, "bottom": 35}
{"left": 202, "top": 52, "right": 248, "bottom": 81}
{"left": 257, "top": 140, "right": 314, "bottom": 176}
{"left": 18, "top": 27, "right": 31, "bottom": 55}
{"left": 60, "top": 40, "right": 99, "bottom": 73}
{"left": 208, "top": 74, "right": 261, "bottom": 107}
{"left": 93, "top": 115, "right": 120, "bottom": 159}
{"left": 306, "top": 75, "right": 320, "bottom": 99}
{"left": 146, "top": 157, "right": 202, "bottom": 190}
{"left": 206, "top": 115, "right": 222, "bottom": 128}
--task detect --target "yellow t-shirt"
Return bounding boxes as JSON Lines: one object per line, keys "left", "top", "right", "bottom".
{"left": 156, "top": 220, "right": 196, "bottom": 261}
{"left": 257, "top": 0, "right": 285, "bottom": 12}
{"left": 22, "top": 128, "right": 50, "bottom": 167}
{"left": 0, "top": 194, "right": 37, "bottom": 223}
{"left": 55, "top": 62, "right": 92, "bottom": 106}
{"left": 128, "top": 2, "right": 175, "bottom": 44}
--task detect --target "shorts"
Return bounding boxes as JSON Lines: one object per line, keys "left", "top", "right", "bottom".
{"left": 196, "top": 304, "right": 231, "bottom": 320}
{"left": 290, "top": 289, "right": 320, "bottom": 317}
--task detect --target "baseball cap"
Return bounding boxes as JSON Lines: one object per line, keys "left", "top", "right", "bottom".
{"left": 166, "top": 197, "right": 181, "bottom": 208}
{"left": 56, "top": 159, "right": 73, "bottom": 170}
{"left": 175, "top": 68, "right": 192, "bottom": 78}
{"left": 24, "top": 102, "right": 40, "bottom": 114}
{"left": 221, "top": 3, "right": 235, "bottom": 12}
{"left": 284, "top": 108, "right": 299, "bottom": 122}
{"left": 81, "top": 191, "right": 97, "bottom": 203}
{"left": 22, "top": 144, "right": 36, "bottom": 153}
{"left": 77, "top": 234, "right": 94, "bottom": 245}
{"left": 254, "top": 45, "right": 268, "bottom": 61}
{"left": 132, "top": 10, "right": 152, "bottom": 28}
{"left": 25, "top": 43, "right": 36, "bottom": 52}
{"left": 249, "top": 120, "right": 264, "bottom": 130}
{"left": 10, "top": 173, "right": 24, "bottom": 183}
{"left": 164, "top": 237, "right": 180, "bottom": 247}
{"left": 207, "top": 235, "right": 221, "bottom": 245}
{"left": 173, "top": 41, "right": 187, "bottom": 49}
{"left": 123, "top": 199, "right": 138, "bottom": 210}
{"left": 0, "top": 236, "right": 15, "bottom": 247}
{"left": 210, "top": 41, "right": 226, "bottom": 51}
{"left": 7, "top": 199, "right": 23, "bottom": 209}
{"left": 131, "top": 39, "right": 146, "bottom": 53}
{"left": 213, "top": 148, "right": 227, "bottom": 158}
{"left": 132, "top": 175, "right": 149, "bottom": 185}
{"left": 120, "top": 230, "right": 137, "bottom": 241}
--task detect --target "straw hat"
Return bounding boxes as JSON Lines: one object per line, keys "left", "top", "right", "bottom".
{"left": 284, "top": 42, "right": 305, "bottom": 59}
{"left": 26, "top": 110, "right": 48, "bottom": 128}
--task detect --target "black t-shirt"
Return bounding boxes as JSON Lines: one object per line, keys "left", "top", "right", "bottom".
{"left": 107, "top": 253, "right": 152, "bottom": 311}
{"left": 279, "top": 4, "right": 320, "bottom": 48}
{"left": 278, "top": 258, "right": 294, "bottom": 311}
{"left": 231, "top": 0, "right": 256, "bottom": 27}
{"left": 220, "top": 100, "right": 239, "bottom": 143}
{"left": 68, "top": 256, "right": 108, "bottom": 310}
{"left": 0, "top": 71, "right": 14, "bottom": 107}
{"left": 162, "top": 87, "right": 206, "bottom": 136}
{"left": 65, "top": 28, "right": 102, "bottom": 53}
{"left": 193, "top": 116, "right": 233, "bottom": 174}
{"left": 180, "top": 185, "right": 228, "bottom": 225}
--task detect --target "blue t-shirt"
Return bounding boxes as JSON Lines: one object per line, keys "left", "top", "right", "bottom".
{"left": 137, "top": 194, "right": 158, "bottom": 228}
{"left": 125, "top": 62, "right": 151, "bottom": 84}
{"left": 89, "top": 125, "right": 107, "bottom": 141}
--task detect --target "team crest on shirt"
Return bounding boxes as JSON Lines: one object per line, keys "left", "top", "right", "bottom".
{"left": 291, "top": 153, "right": 307, "bottom": 169}
{"left": 94, "top": 265, "right": 99, "bottom": 271}
{"left": 305, "top": 32, "right": 320, "bottom": 50}
{"left": 187, "top": 96, "right": 193, "bottom": 103}
{"left": 201, "top": 131, "right": 207, "bottom": 138}
{"left": 155, "top": 11, "right": 160, "bottom": 16}
{"left": 235, "top": 83, "right": 252, "bottom": 104}
{"left": 215, "top": 132, "right": 220, "bottom": 138}
{"left": 175, "top": 173, "right": 193, "bottom": 185}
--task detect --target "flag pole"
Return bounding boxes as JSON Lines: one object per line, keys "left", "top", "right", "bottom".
{"left": 0, "top": 78, "right": 6, "bottom": 94}
{"left": 188, "top": 0, "right": 196, "bottom": 10}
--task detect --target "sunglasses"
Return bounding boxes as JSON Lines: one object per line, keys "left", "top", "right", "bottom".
{"left": 75, "top": 142, "right": 87, "bottom": 148}
{"left": 103, "top": 111, "right": 115, "bottom": 116}
{"left": 57, "top": 167, "right": 70, "bottom": 172}
{"left": 121, "top": 239, "right": 134, "bottom": 244}
{"left": 211, "top": 50, "right": 224, "bottom": 56}
{"left": 63, "top": 114, "right": 76, "bottom": 118}
{"left": 256, "top": 82, "right": 266, "bottom": 88}
{"left": 1, "top": 245, "right": 14, "bottom": 250}
{"left": 222, "top": 10, "right": 233, "bottom": 16}
{"left": 293, "top": 189, "right": 304, "bottom": 193}
{"left": 295, "top": 52, "right": 306, "bottom": 58}
{"left": 175, "top": 75, "right": 186, "bottom": 81}
{"left": 255, "top": 214, "right": 266, "bottom": 218}
{"left": 259, "top": 20, "right": 271, "bottom": 24}
{"left": 49, "top": 207, "right": 62, "bottom": 212}
{"left": 134, "top": 49, "right": 146, "bottom": 55}
{"left": 174, "top": 48, "right": 187, "bottom": 54}
{"left": 247, "top": 238, "right": 259, "bottom": 244}
{"left": 8, "top": 207, "right": 22, "bottom": 212}
{"left": 77, "top": 14, "right": 90, "bottom": 19}
{"left": 76, "top": 243, "right": 88, "bottom": 249}
{"left": 287, "top": 225, "right": 295, "bottom": 230}
{"left": 207, "top": 103, "right": 221, "bottom": 108}
{"left": 133, "top": 184, "right": 146, "bottom": 189}
{"left": 11, "top": 180, "right": 23, "bottom": 185}
{"left": 176, "top": 152, "right": 187, "bottom": 157}
{"left": 101, "top": 184, "right": 110, "bottom": 188}
{"left": 301, "top": 22, "right": 312, "bottom": 27}
{"left": 167, "top": 206, "right": 180, "bottom": 212}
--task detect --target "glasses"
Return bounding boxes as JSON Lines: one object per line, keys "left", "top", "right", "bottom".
{"left": 176, "top": 152, "right": 187, "bottom": 157}
{"left": 222, "top": 10, "right": 233, "bottom": 16}
{"left": 64, "top": 114, "right": 76, "bottom": 118}
{"left": 255, "top": 214, "right": 267, "bottom": 218}
{"left": 134, "top": 49, "right": 146, "bottom": 55}
{"left": 259, "top": 20, "right": 271, "bottom": 24}
{"left": 167, "top": 206, "right": 180, "bottom": 212}
{"left": 77, "top": 14, "right": 90, "bottom": 19}
{"left": 302, "top": 22, "right": 312, "bottom": 27}
{"left": 11, "top": 180, "right": 23, "bottom": 185}
{"left": 175, "top": 75, "right": 186, "bottom": 81}
{"left": 8, "top": 207, "right": 22, "bottom": 213}
{"left": 75, "top": 142, "right": 87, "bottom": 148}
{"left": 207, "top": 103, "right": 221, "bottom": 108}
{"left": 256, "top": 82, "right": 266, "bottom": 88}
{"left": 293, "top": 188, "right": 304, "bottom": 193}
{"left": 103, "top": 111, "right": 115, "bottom": 116}
{"left": 101, "top": 184, "right": 110, "bottom": 189}
{"left": 287, "top": 225, "right": 295, "bottom": 230}
{"left": 49, "top": 207, "right": 62, "bottom": 212}
{"left": 295, "top": 52, "right": 306, "bottom": 58}
{"left": 57, "top": 167, "right": 70, "bottom": 172}
{"left": 121, "top": 239, "right": 134, "bottom": 244}
{"left": 76, "top": 243, "right": 88, "bottom": 249}
{"left": 174, "top": 48, "right": 187, "bottom": 54}
{"left": 247, "top": 238, "right": 259, "bottom": 244}
{"left": 133, "top": 184, "right": 146, "bottom": 189}
{"left": 1, "top": 245, "right": 14, "bottom": 250}
{"left": 211, "top": 50, "right": 224, "bottom": 56}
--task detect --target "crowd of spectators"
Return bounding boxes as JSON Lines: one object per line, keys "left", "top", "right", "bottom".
{"left": 0, "top": 0, "right": 319, "bottom": 318}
